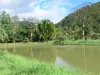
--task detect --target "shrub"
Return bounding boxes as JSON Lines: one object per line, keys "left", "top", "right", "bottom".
{"left": 23, "top": 38, "right": 29, "bottom": 43}
{"left": 53, "top": 40, "right": 64, "bottom": 45}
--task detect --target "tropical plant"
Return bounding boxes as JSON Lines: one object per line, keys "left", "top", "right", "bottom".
{"left": 37, "top": 19, "right": 55, "bottom": 41}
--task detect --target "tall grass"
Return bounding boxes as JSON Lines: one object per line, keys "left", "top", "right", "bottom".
{"left": 0, "top": 50, "right": 94, "bottom": 75}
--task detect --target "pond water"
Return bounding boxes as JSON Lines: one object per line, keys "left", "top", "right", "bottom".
{"left": 3, "top": 44, "right": 100, "bottom": 73}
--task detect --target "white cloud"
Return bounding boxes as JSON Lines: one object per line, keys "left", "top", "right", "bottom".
{"left": 0, "top": 8, "right": 15, "bottom": 15}
{"left": 0, "top": 0, "right": 12, "bottom": 5}
{"left": 0, "top": 0, "right": 72, "bottom": 23}
{"left": 18, "top": 0, "right": 71, "bottom": 23}
{"left": 0, "top": 0, "right": 31, "bottom": 8}
{"left": 29, "top": 1, "right": 37, "bottom": 8}
{"left": 18, "top": 6, "right": 49, "bottom": 19}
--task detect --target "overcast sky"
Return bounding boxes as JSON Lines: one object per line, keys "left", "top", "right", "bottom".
{"left": 0, "top": 0, "right": 99, "bottom": 23}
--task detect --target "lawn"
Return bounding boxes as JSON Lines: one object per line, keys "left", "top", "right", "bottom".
{"left": 53, "top": 39, "right": 100, "bottom": 45}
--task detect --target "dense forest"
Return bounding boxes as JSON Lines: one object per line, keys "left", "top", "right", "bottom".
{"left": 0, "top": 2, "right": 100, "bottom": 43}
{"left": 0, "top": 11, "right": 55, "bottom": 43}
{"left": 58, "top": 2, "right": 100, "bottom": 40}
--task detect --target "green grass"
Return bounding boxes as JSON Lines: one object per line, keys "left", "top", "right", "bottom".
{"left": 0, "top": 50, "right": 95, "bottom": 75}
{"left": 0, "top": 40, "right": 100, "bottom": 49}
{"left": 54, "top": 40, "right": 100, "bottom": 45}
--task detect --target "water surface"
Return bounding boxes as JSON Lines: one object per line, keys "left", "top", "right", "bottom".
{"left": 2, "top": 44, "right": 100, "bottom": 73}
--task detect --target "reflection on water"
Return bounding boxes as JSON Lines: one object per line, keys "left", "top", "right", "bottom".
{"left": 55, "top": 56, "right": 75, "bottom": 70}
{"left": 3, "top": 45, "right": 100, "bottom": 73}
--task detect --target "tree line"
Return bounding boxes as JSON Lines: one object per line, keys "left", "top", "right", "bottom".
{"left": 1, "top": 2, "right": 99, "bottom": 43}
{"left": 0, "top": 11, "right": 58, "bottom": 43}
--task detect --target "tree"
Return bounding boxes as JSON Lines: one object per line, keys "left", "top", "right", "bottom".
{"left": 37, "top": 19, "right": 55, "bottom": 41}
{"left": 12, "top": 15, "right": 20, "bottom": 42}
{"left": 0, "top": 11, "right": 14, "bottom": 42}
{"left": 26, "top": 18, "right": 39, "bottom": 42}
{"left": 16, "top": 21, "right": 29, "bottom": 42}
{"left": 0, "top": 26, "right": 8, "bottom": 42}
{"left": 57, "top": 2, "right": 100, "bottom": 40}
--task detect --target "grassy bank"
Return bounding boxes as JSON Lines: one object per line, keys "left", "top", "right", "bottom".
{"left": 0, "top": 40, "right": 100, "bottom": 49}
{"left": 0, "top": 50, "right": 94, "bottom": 75}
{"left": 53, "top": 40, "right": 100, "bottom": 45}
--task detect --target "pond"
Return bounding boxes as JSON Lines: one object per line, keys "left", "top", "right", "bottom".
{"left": 2, "top": 44, "right": 100, "bottom": 74}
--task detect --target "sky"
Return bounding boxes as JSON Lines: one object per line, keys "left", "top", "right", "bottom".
{"left": 0, "top": 0, "right": 100, "bottom": 23}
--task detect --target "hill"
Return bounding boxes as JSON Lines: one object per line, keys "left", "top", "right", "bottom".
{"left": 57, "top": 2, "right": 100, "bottom": 39}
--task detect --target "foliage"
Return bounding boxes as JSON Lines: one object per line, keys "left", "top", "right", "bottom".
{"left": 0, "top": 11, "right": 14, "bottom": 42}
{"left": 23, "top": 38, "right": 29, "bottom": 43}
{"left": 0, "top": 26, "right": 8, "bottom": 42}
{"left": 53, "top": 40, "right": 64, "bottom": 45}
{"left": 0, "top": 11, "right": 40, "bottom": 43}
{"left": 37, "top": 19, "right": 55, "bottom": 41}
{"left": 0, "top": 2, "right": 100, "bottom": 43}
{"left": 53, "top": 39, "right": 100, "bottom": 45}
{"left": 57, "top": 2, "right": 100, "bottom": 40}
{"left": 54, "top": 26, "right": 67, "bottom": 40}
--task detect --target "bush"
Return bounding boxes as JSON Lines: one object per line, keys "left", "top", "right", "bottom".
{"left": 53, "top": 40, "right": 64, "bottom": 45}
{"left": 23, "top": 38, "right": 29, "bottom": 43}
{"left": 91, "top": 33, "right": 100, "bottom": 40}
{"left": 56, "top": 36, "right": 66, "bottom": 41}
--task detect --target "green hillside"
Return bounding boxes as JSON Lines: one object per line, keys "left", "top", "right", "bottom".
{"left": 57, "top": 2, "right": 100, "bottom": 40}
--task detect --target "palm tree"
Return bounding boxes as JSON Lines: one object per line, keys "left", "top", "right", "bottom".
{"left": 37, "top": 19, "right": 55, "bottom": 41}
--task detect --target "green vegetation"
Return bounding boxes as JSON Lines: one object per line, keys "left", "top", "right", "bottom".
{"left": 0, "top": 50, "right": 94, "bottom": 75}
{"left": 57, "top": 2, "right": 100, "bottom": 40}
{"left": 0, "top": 2, "right": 100, "bottom": 43}
{"left": 0, "top": 2, "right": 100, "bottom": 74}
{"left": 1, "top": 11, "right": 14, "bottom": 42}
{"left": 53, "top": 40, "right": 100, "bottom": 45}
{"left": 37, "top": 19, "right": 55, "bottom": 41}
{"left": 0, "top": 11, "right": 55, "bottom": 43}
